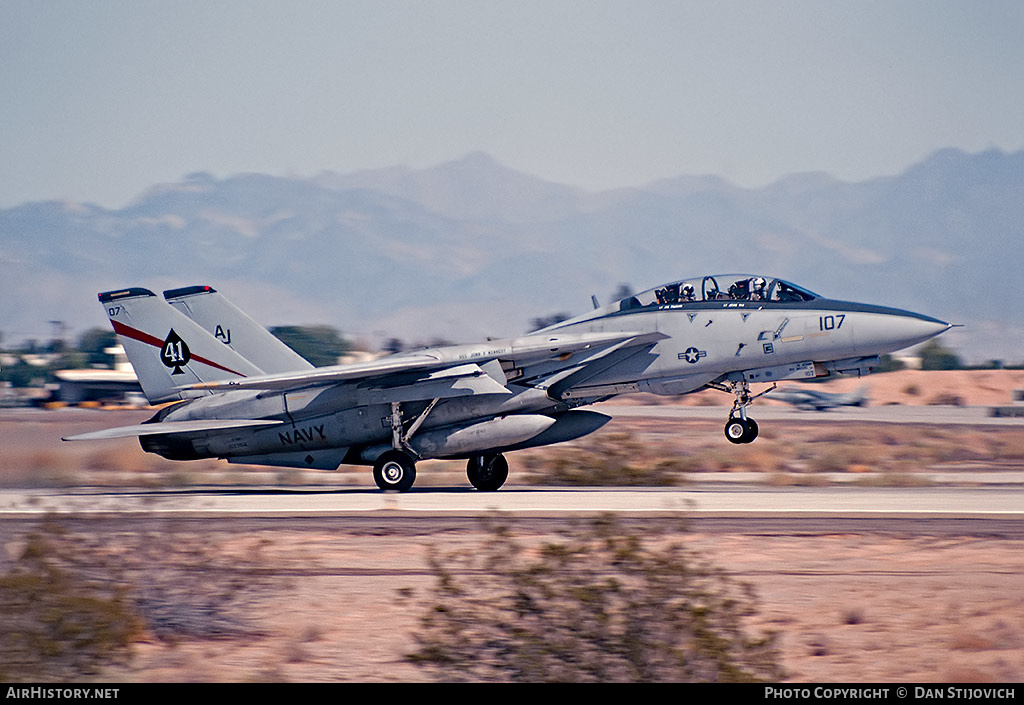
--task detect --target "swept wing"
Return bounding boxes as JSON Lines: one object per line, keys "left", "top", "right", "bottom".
{"left": 182, "top": 330, "right": 666, "bottom": 395}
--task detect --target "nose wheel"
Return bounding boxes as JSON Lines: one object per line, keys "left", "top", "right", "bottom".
{"left": 725, "top": 415, "right": 758, "bottom": 444}
{"left": 709, "top": 378, "right": 774, "bottom": 444}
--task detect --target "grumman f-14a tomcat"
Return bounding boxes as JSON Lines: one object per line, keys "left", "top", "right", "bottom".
{"left": 64, "top": 274, "right": 952, "bottom": 492}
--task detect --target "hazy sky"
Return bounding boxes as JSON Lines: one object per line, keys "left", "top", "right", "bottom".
{"left": 2, "top": 0, "right": 1023, "bottom": 208}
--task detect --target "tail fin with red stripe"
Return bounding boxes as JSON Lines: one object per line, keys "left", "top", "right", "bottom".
{"left": 99, "top": 288, "right": 264, "bottom": 403}
{"left": 163, "top": 285, "right": 313, "bottom": 374}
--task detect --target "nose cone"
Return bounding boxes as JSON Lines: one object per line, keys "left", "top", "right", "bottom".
{"left": 857, "top": 309, "right": 952, "bottom": 355}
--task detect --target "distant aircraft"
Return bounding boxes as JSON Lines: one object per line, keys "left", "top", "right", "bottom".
{"left": 770, "top": 384, "right": 870, "bottom": 411}
{"left": 65, "top": 275, "right": 951, "bottom": 491}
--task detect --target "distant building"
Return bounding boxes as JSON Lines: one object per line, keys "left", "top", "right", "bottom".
{"left": 52, "top": 346, "right": 144, "bottom": 406}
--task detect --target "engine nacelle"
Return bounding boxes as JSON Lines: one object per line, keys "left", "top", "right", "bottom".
{"left": 139, "top": 433, "right": 205, "bottom": 461}
{"left": 361, "top": 414, "right": 557, "bottom": 462}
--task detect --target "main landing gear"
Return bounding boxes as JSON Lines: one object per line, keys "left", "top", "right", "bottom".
{"left": 371, "top": 450, "right": 511, "bottom": 492}
{"left": 466, "top": 453, "right": 509, "bottom": 491}
{"left": 371, "top": 400, "right": 432, "bottom": 492}
{"left": 710, "top": 379, "right": 775, "bottom": 445}
{"left": 372, "top": 402, "right": 512, "bottom": 492}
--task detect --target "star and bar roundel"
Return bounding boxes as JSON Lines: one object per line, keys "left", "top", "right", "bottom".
{"left": 678, "top": 346, "right": 707, "bottom": 364}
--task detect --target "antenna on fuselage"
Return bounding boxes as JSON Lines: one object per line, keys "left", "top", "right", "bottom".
{"left": 591, "top": 294, "right": 600, "bottom": 309}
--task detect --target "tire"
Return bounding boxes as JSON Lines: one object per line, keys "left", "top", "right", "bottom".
{"left": 742, "top": 418, "right": 759, "bottom": 443}
{"left": 467, "top": 453, "right": 509, "bottom": 491}
{"left": 725, "top": 418, "right": 749, "bottom": 444}
{"left": 372, "top": 450, "right": 416, "bottom": 492}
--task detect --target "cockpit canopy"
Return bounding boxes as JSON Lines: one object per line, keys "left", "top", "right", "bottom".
{"left": 619, "top": 275, "right": 818, "bottom": 311}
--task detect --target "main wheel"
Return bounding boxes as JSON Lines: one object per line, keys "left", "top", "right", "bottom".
{"left": 467, "top": 453, "right": 509, "bottom": 491}
{"left": 373, "top": 450, "right": 417, "bottom": 492}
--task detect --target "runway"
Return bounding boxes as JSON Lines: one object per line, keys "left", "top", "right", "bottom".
{"left": 3, "top": 484, "right": 1022, "bottom": 533}
{"left": 2, "top": 403, "right": 1022, "bottom": 535}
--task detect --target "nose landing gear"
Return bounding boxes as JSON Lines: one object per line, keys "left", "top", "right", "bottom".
{"left": 709, "top": 379, "right": 775, "bottom": 444}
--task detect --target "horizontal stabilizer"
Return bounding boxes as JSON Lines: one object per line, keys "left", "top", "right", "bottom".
{"left": 62, "top": 418, "right": 284, "bottom": 441}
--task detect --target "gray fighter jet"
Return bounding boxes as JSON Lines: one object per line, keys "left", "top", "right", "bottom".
{"left": 770, "top": 384, "right": 870, "bottom": 411}
{"left": 65, "top": 275, "right": 952, "bottom": 491}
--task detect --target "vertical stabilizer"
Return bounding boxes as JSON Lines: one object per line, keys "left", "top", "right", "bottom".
{"left": 99, "top": 288, "right": 264, "bottom": 403}
{"left": 164, "top": 285, "right": 313, "bottom": 374}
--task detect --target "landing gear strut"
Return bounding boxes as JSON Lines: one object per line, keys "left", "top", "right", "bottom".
{"left": 371, "top": 399, "right": 442, "bottom": 492}
{"left": 710, "top": 379, "right": 774, "bottom": 445}
{"left": 467, "top": 453, "right": 509, "bottom": 491}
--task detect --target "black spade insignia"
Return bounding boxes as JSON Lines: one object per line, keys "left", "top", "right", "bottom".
{"left": 161, "top": 329, "right": 191, "bottom": 375}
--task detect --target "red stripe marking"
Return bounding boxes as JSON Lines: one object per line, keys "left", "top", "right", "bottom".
{"left": 111, "top": 320, "right": 247, "bottom": 377}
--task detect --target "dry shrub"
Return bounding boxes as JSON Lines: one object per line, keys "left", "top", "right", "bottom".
{"left": 944, "top": 432, "right": 997, "bottom": 462}
{"left": 875, "top": 427, "right": 917, "bottom": 447}
{"left": 408, "top": 516, "right": 783, "bottom": 682}
{"left": 765, "top": 472, "right": 831, "bottom": 487}
{"left": 13, "top": 451, "right": 78, "bottom": 487}
{"left": 82, "top": 446, "right": 142, "bottom": 472}
{"left": 0, "top": 521, "right": 143, "bottom": 681}
{"left": 0, "top": 517, "right": 283, "bottom": 683}
{"left": 927, "top": 393, "right": 965, "bottom": 406}
{"left": 806, "top": 446, "right": 863, "bottom": 473}
{"left": 992, "top": 433, "right": 1024, "bottom": 460}
{"left": 810, "top": 429, "right": 862, "bottom": 444}
{"left": 718, "top": 443, "right": 785, "bottom": 473}
{"left": 842, "top": 608, "right": 866, "bottom": 625}
{"left": 527, "top": 432, "right": 690, "bottom": 486}
{"left": 889, "top": 440, "right": 943, "bottom": 463}
{"left": 853, "top": 472, "right": 933, "bottom": 488}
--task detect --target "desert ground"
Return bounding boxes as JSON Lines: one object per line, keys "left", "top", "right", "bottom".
{"left": 2, "top": 369, "right": 1023, "bottom": 682}
{"left": 666, "top": 368, "right": 1024, "bottom": 409}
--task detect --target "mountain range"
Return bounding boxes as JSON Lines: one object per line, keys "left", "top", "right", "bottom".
{"left": 2, "top": 148, "right": 1022, "bottom": 364}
